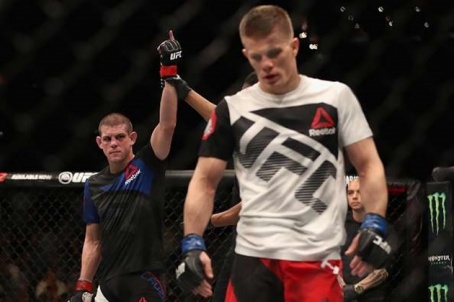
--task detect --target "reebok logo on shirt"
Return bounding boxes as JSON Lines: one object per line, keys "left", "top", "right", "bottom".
{"left": 125, "top": 164, "right": 141, "bottom": 185}
{"left": 309, "top": 107, "right": 336, "bottom": 137}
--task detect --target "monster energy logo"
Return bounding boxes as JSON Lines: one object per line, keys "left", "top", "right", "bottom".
{"left": 429, "top": 284, "right": 449, "bottom": 302}
{"left": 428, "top": 192, "right": 447, "bottom": 235}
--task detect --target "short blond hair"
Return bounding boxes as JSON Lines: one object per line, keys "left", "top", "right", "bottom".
{"left": 239, "top": 5, "right": 294, "bottom": 41}
{"left": 98, "top": 113, "right": 133, "bottom": 134}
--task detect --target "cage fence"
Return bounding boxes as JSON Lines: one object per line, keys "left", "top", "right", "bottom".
{"left": 1, "top": 1, "right": 452, "bottom": 301}
{"left": 0, "top": 172, "right": 427, "bottom": 302}
{"left": 1, "top": 1, "right": 453, "bottom": 179}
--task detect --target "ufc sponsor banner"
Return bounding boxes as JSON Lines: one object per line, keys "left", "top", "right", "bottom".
{"left": 427, "top": 181, "right": 454, "bottom": 302}
{"left": 0, "top": 170, "right": 227, "bottom": 187}
{"left": 0, "top": 172, "right": 96, "bottom": 187}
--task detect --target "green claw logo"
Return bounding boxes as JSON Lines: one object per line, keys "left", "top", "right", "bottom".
{"left": 429, "top": 284, "right": 449, "bottom": 302}
{"left": 428, "top": 192, "right": 447, "bottom": 235}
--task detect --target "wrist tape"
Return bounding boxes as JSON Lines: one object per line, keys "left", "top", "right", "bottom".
{"left": 360, "top": 213, "right": 387, "bottom": 236}
{"left": 76, "top": 279, "right": 93, "bottom": 292}
{"left": 160, "top": 65, "right": 177, "bottom": 78}
{"left": 181, "top": 234, "right": 206, "bottom": 254}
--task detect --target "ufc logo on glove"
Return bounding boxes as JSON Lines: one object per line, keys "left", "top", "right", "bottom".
{"left": 170, "top": 51, "right": 182, "bottom": 61}
{"left": 373, "top": 235, "right": 391, "bottom": 254}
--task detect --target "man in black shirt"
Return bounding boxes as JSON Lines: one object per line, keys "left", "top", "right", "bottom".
{"left": 68, "top": 31, "right": 180, "bottom": 302}
{"left": 342, "top": 178, "right": 390, "bottom": 302}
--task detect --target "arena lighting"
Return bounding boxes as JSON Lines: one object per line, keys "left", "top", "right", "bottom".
{"left": 299, "top": 17, "right": 308, "bottom": 40}
{"left": 386, "top": 15, "right": 394, "bottom": 27}
{"left": 309, "top": 43, "right": 318, "bottom": 50}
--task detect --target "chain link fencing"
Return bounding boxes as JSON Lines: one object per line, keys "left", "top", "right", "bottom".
{"left": 1, "top": 1, "right": 453, "bottom": 180}
{"left": 0, "top": 1, "right": 450, "bottom": 301}
{"left": 0, "top": 172, "right": 426, "bottom": 302}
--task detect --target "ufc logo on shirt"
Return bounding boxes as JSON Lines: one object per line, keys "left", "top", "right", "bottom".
{"left": 235, "top": 115, "right": 337, "bottom": 215}
{"left": 170, "top": 51, "right": 182, "bottom": 61}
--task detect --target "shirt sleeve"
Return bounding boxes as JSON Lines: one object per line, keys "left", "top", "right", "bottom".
{"left": 83, "top": 181, "right": 100, "bottom": 223}
{"left": 136, "top": 143, "right": 167, "bottom": 173}
{"left": 337, "top": 83, "right": 373, "bottom": 147}
{"left": 199, "top": 99, "right": 235, "bottom": 161}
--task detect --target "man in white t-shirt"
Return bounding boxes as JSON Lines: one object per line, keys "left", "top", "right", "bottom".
{"left": 176, "top": 5, "right": 392, "bottom": 302}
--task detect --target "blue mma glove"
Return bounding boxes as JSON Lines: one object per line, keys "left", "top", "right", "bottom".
{"left": 175, "top": 234, "right": 207, "bottom": 292}
{"left": 356, "top": 213, "right": 392, "bottom": 268}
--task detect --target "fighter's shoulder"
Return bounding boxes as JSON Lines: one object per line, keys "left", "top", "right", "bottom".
{"left": 224, "top": 84, "right": 256, "bottom": 104}
{"left": 303, "top": 75, "right": 348, "bottom": 92}
{"left": 86, "top": 166, "right": 110, "bottom": 184}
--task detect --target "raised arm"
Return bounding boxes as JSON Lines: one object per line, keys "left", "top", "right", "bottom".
{"left": 151, "top": 30, "right": 181, "bottom": 160}
{"left": 150, "top": 81, "right": 177, "bottom": 160}
{"left": 185, "top": 90, "right": 216, "bottom": 121}
{"left": 165, "top": 75, "right": 215, "bottom": 121}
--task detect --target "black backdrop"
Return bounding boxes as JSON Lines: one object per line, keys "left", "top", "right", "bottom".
{"left": 1, "top": 0, "right": 453, "bottom": 180}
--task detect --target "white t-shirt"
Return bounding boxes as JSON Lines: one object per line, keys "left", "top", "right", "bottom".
{"left": 199, "top": 75, "right": 372, "bottom": 261}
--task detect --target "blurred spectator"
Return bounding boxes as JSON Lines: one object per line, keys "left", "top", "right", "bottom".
{"left": 29, "top": 229, "right": 61, "bottom": 278}
{"left": 0, "top": 250, "right": 29, "bottom": 302}
{"left": 342, "top": 178, "right": 391, "bottom": 301}
{"left": 35, "top": 269, "right": 68, "bottom": 302}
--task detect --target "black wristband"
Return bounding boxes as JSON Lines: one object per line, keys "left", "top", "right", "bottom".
{"left": 165, "top": 76, "right": 191, "bottom": 101}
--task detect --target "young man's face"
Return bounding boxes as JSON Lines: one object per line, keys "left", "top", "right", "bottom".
{"left": 241, "top": 26, "right": 299, "bottom": 94}
{"left": 96, "top": 124, "right": 137, "bottom": 165}
{"left": 347, "top": 179, "right": 363, "bottom": 211}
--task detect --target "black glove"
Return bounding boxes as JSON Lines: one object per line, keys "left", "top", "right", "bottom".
{"left": 157, "top": 38, "right": 182, "bottom": 79}
{"left": 68, "top": 280, "right": 94, "bottom": 302}
{"left": 165, "top": 75, "right": 192, "bottom": 101}
{"left": 356, "top": 213, "right": 392, "bottom": 268}
{"left": 175, "top": 234, "right": 207, "bottom": 292}
{"left": 343, "top": 284, "right": 359, "bottom": 301}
